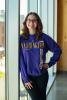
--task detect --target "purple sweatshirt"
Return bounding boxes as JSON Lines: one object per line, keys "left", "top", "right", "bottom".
{"left": 19, "top": 33, "right": 61, "bottom": 83}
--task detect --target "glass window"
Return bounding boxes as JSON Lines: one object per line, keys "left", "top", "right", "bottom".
{"left": 20, "top": 0, "right": 27, "bottom": 34}
{"left": 20, "top": 0, "right": 28, "bottom": 100}
{"left": 0, "top": 0, "right": 5, "bottom": 100}
{"left": 20, "top": 0, "right": 57, "bottom": 98}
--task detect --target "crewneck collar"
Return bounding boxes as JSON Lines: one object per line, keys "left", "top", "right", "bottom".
{"left": 29, "top": 34, "right": 35, "bottom": 36}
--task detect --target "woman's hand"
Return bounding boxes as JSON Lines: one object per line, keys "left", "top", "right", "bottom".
{"left": 24, "top": 82, "right": 33, "bottom": 89}
{"left": 43, "top": 63, "right": 49, "bottom": 69}
{"left": 40, "top": 63, "right": 49, "bottom": 69}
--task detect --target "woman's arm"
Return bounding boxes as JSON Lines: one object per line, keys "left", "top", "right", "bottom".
{"left": 19, "top": 35, "right": 33, "bottom": 89}
{"left": 19, "top": 35, "right": 30, "bottom": 83}
{"left": 43, "top": 33, "right": 62, "bottom": 67}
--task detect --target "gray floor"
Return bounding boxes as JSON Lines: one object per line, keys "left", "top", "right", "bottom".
{"left": 47, "top": 74, "right": 67, "bottom": 100}
{"left": 0, "top": 73, "right": 67, "bottom": 100}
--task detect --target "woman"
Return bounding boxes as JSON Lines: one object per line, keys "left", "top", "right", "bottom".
{"left": 19, "top": 12, "right": 62, "bottom": 100}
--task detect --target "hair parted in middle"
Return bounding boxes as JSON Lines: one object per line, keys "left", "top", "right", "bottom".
{"left": 22, "top": 12, "right": 43, "bottom": 40}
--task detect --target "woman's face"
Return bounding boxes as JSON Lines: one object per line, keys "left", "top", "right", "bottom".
{"left": 26, "top": 14, "right": 38, "bottom": 31}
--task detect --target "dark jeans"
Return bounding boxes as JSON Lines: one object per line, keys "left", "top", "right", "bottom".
{"left": 25, "top": 69, "right": 49, "bottom": 100}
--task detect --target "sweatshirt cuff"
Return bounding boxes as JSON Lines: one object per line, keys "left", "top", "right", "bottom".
{"left": 22, "top": 78, "right": 30, "bottom": 84}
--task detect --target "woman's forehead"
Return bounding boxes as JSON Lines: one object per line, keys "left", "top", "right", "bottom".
{"left": 27, "top": 14, "right": 36, "bottom": 19}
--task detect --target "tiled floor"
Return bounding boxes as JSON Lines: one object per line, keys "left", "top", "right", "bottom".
{"left": 47, "top": 74, "right": 67, "bottom": 100}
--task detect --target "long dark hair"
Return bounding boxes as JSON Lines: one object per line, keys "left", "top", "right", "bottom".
{"left": 22, "top": 12, "right": 43, "bottom": 40}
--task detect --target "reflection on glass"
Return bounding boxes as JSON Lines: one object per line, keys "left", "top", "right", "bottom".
{"left": 0, "top": 0, "right": 5, "bottom": 100}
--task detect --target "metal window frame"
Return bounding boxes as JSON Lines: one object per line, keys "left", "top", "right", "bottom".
{"left": 5, "top": 0, "right": 19, "bottom": 100}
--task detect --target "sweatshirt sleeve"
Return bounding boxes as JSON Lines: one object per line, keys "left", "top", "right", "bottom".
{"left": 19, "top": 35, "right": 30, "bottom": 83}
{"left": 43, "top": 34, "right": 62, "bottom": 67}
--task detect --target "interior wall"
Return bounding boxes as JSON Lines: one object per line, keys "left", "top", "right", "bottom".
{"left": 57, "top": 0, "right": 67, "bottom": 71}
